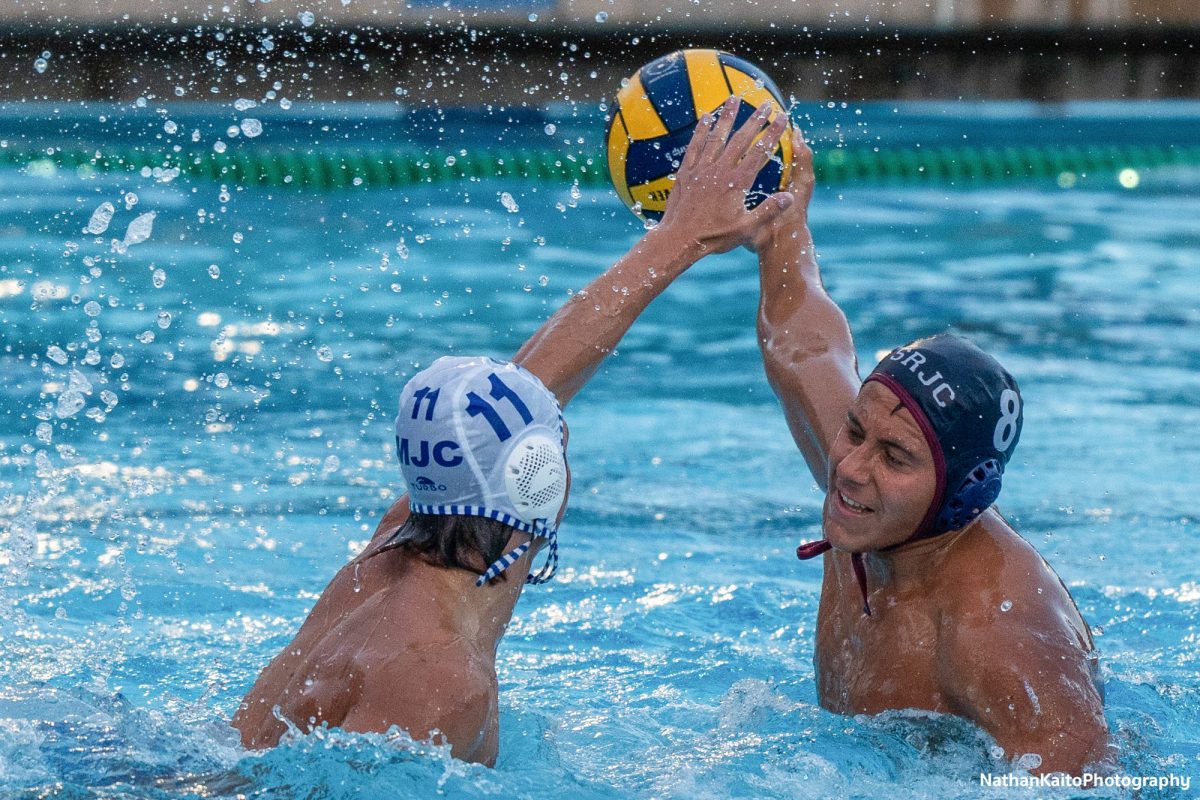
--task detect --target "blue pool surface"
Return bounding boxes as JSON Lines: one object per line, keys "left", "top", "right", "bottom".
{"left": 0, "top": 102, "right": 1198, "bottom": 798}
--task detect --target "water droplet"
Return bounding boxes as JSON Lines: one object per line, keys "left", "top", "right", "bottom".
{"left": 213, "top": 140, "right": 227, "bottom": 154}
{"left": 214, "top": 372, "right": 230, "bottom": 388}
{"left": 207, "top": 264, "right": 221, "bottom": 279}
{"left": 528, "top": 12, "right": 538, "bottom": 21}
{"left": 83, "top": 301, "right": 101, "bottom": 317}
{"left": 299, "top": 10, "right": 315, "bottom": 26}
{"left": 499, "top": 192, "right": 519, "bottom": 213}
{"left": 100, "top": 390, "right": 118, "bottom": 410}
{"left": 124, "top": 192, "right": 138, "bottom": 210}
{"left": 1000, "top": 599, "right": 1013, "bottom": 612}
{"left": 35, "top": 422, "right": 53, "bottom": 444}
{"left": 121, "top": 211, "right": 156, "bottom": 248}
{"left": 234, "top": 98, "right": 257, "bottom": 111}
{"left": 46, "top": 345, "right": 69, "bottom": 365}
{"left": 157, "top": 311, "right": 173, "bottom": 329}
{"left": 232, "top": 232, "right": 244, "bottom": 244}
{"left": 538, "top": 275, "right": 549, "bottom": 287}
{"left": 151, "top": 268, "right": 166, "bottom": 288}
{"left": 33, "top": 58, "right": 48, "bottom": 74}
{"left": 164, "top": 120, "right": 178, "bottom": 134}
{"left": 1015, "top": 752, "right": 1042, "bottom": 770}
{"left": 316, "top": 345, "right": 334, "bottom": 362}
{"left": 395, "top": 240, "right": 409, "bottom": 259}
{"left": 55, "top": 391, "right": 85, "bottom": 419}
{"left": 279, "top": 97, "right": 292, "bottom": 110}
{"left": 595, "top": 11, "right": 608, "bottom": 22}
{"left": 109, "top": 353, "right": 125, "bottom": 369}
{"left": 543, "top": 123, "right": 557, "bottom": 136}
{"left": 241, "top": 118, "right": 263, "bottom": 138}
{"left": 84, "top": 202, "right": 115, "bottom": 235}
{"left": 136, "top": 331, "right": 155, "bottom": 344}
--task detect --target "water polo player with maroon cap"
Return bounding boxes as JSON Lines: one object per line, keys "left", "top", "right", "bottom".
{"left": 749, "top": 129, "right": 1110, "bottom": 776}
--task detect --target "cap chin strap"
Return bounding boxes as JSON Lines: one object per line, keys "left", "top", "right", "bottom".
{"left": 796, "top": 539, "right": 871, "bottom": 616}
{"left": 526, "top": 523, "right": 558, "bottom": 584}
{"left": 475, "top": 519, "right": 559, "bottom": 588}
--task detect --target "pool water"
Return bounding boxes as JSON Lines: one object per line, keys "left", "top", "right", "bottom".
{"left": 1, "top": 103, "right": 1198, "bottom": 798}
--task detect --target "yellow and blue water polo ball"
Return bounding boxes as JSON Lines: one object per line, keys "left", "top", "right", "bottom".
{"left": 606, "top": 49, "right": 793, "bottom": 222}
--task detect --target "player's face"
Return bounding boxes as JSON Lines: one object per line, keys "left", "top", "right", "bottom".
{"left": 823, "top": 381, "right": 938, "bottom": 553}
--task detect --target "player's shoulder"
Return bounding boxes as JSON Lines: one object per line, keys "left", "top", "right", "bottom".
{"left": 944, "top": 510, "right": 1063, "bottom": 589}
{"left": 936, "top": 510, "right": 1090, "bottom": 651}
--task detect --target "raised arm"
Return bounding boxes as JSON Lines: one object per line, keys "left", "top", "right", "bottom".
{"left": 374, "top": 98, "right": 793, "bottom": 539}
{"left": 517, "top": 97, "right": 793, "bottom": 408}
{"left": 753, "top": 130, "right": 860, "bottom": 490}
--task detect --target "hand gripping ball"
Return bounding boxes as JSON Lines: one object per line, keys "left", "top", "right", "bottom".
{"left": 606, "top": 49, "right": 793, "bottom": 222}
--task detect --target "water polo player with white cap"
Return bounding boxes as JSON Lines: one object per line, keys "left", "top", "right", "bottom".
{"left": 752, "top": 128, "right": 1110, "bottom": 775}
{"left": 381, "top": 356, "right": 568, "bottom": 587}
{"left": 232, "top": 102, "right": 796, "bottom": 765}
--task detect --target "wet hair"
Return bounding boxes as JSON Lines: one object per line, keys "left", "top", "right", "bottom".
{"left": 366, "top": 512, "right": 516, "bottom": 581}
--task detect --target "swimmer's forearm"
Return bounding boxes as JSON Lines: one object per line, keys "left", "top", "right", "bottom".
{"left": 514, "top": 223, "right": 704, "bottom": 406}
{"left": 756, "top": 226, "right": 860, "bottom": 487}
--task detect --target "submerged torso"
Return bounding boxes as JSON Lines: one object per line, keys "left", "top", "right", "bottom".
{"left": 813, "top": 512, "right": 1097, "bottom": 716}
{"left": 232, "top": 551, "right": 501, "bottom": 764}
{"left": 816, "top": 556, "right": 949, "bottom": 714}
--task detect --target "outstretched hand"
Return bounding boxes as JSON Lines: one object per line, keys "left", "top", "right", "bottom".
{"left": 658, "top": 96, "right": 794, "bottom": 255}
{"left": 747, "top": 126, "right": 816, "bottom": 254}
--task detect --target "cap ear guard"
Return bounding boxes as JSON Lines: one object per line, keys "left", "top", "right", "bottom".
{"left": 474, "top": 431, "right": 566, "bottom": 588}
{"left": 934, "top": 458, "right": 1003, "bottom": 534}
{"left": 504, "top": 432, "right": 567, "bottom": 524}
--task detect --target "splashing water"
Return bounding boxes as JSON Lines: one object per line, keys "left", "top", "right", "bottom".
{"left": 120, "top": 211, "right": 156, "bottom": 249}
{"left": 84, "top": 201, "right": 115, "bottom": 235}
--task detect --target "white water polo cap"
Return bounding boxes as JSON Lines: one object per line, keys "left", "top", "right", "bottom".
{"left": 394, "top": 356, "right": 567, "bottom": 586}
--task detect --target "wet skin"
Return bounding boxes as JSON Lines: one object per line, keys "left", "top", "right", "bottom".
{"left": 233, "top": 496, "right": 532, "bottom": 765}
{"left": 754, "top": 130, "right": 1109, "bottom": 774}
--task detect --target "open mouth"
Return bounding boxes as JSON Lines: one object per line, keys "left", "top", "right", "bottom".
{"left": 837, "top": 491, "right": 873, "bottom": 514}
